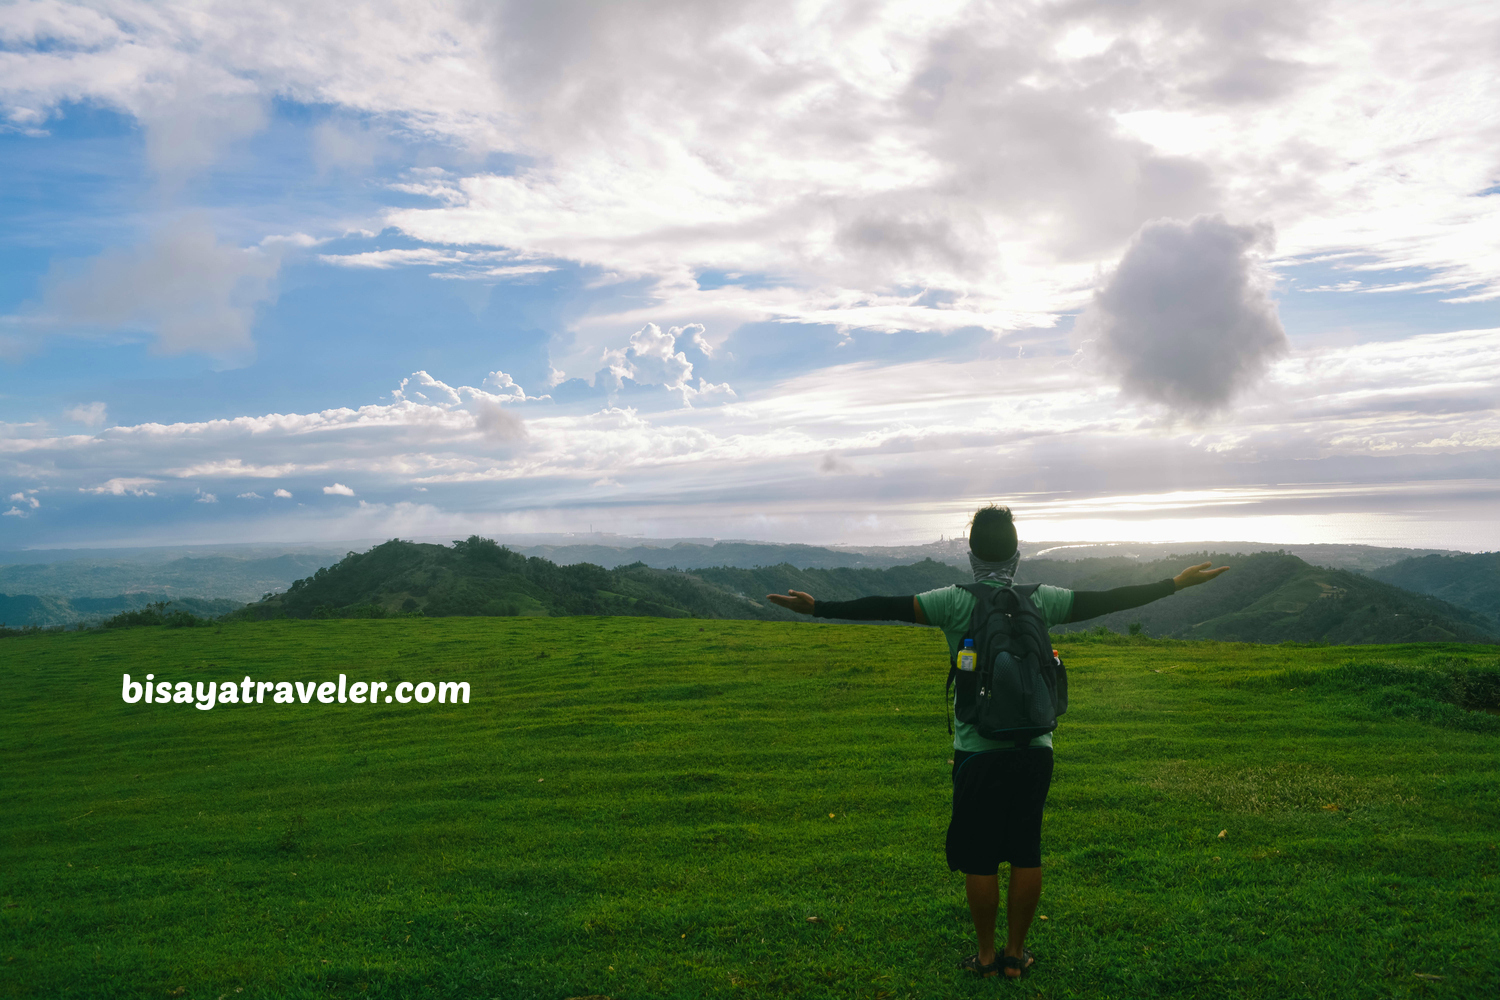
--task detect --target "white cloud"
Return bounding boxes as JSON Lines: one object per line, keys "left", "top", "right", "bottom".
{"left": 597, "top": 323, "right": 733, "bottom": 405}
{"left": 693, "top": 379, "right": 736, "bottom": 401}
{"left": 194, "top": 490, "right": 218, "bottom": 503}
{"left": 0, "top": 328, "right": 1489, "bottom": 547}
{"left": 8, "top": 490, "right": 40, "bottom": 508}
{"left": 273, "top": 488, "right": 293, "bottom": 498}
{"left": 44, "top": 218, "right": 280, "bottom": 356}
{"left": 1078, "top": 216, "right": 1290, "bottom": 416}
{"left": 389, "top": 370, "right": 536, "bottom": 438}
{"left": 600, "top": 323, "right": 692, "bottom": 390}
{"left": 481, "top": 370, "right": 547, "bottom": 402}
{"left": 320, "top": 248, "right": 481, "bottom": 269}
{"left": 82, "top": 477, "right": 159, "bottom": 496}
{"left": 2, "top": 507, "right": 25, "bottom": 517}
{"left": 1, "top": 0, "right": 1494, "bottom": 349}
{"left": 680, "top": 323, "right": 713, "bottom": 357}
{"left": 316, "top": 246, "right": 553, "bottom": 281}
{"left": 65, "top": 401, "right": 107, "bottom": 427}
{"left": 237, "top": 491, "right": 264, "bottom": 499}
{"left": 323, "top": 483, "right": 355, "bottom": 496}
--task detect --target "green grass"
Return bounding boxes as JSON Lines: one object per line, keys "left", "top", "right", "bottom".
{"left": 2, "top": 620, "right": 1498, "bottom": 999}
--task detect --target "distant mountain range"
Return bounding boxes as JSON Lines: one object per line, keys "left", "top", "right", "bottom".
{"left": 221, "top": 537, "right": 1494, "bottom": 646}
{"left": 0, "top": 536, "right": 1459, "bottom": 606}
{"left": 500, "top": 539, "right": 1460, "bottom": 574}
{"left": 0, "top": 553, "right": 334, "bottom": 603}
{"left": 2, "top": 535, "right": 1491, "bottom": 644}
{"left": 0, "top": 592, "right": 243, "bottom": 630}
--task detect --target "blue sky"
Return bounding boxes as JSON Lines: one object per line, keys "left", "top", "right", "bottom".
{"left": 2, "top": 0, "right": 1498, "bottom": 551}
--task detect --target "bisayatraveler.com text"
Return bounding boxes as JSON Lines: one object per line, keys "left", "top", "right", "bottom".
{"left": 121, "top": 673, "right": 469, "bottom": 710}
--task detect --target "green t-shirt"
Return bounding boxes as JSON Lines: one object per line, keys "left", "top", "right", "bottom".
{"left": 916, "top": 582, "right": 1075, "bottom": 752}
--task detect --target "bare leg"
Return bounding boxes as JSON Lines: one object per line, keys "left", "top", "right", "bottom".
{"left": 964, "top": 873, "right": 999, "bottom": 966}
{"left": 1004, "top": 866, "right": 1042, "bottom": 977}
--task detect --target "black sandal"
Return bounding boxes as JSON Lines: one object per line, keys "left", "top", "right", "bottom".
{"left": 999, "top": 949, "right": 1035, "bottom": 978}
{"left": 959, "top": 953, "right": 1000, "bottom": 978}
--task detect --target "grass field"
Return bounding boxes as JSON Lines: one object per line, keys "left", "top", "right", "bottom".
{"left": 2, "top": 619, "right": 1498, "bottom": 999}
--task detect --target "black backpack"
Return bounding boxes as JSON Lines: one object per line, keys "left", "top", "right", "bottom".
{"left": 946, "top": 583, "right": 1068, "bottom": 747}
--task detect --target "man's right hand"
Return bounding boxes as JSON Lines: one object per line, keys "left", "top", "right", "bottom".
{"left": 766, "top": 589, "right": 816, "bottom": 615}
{"left": 1173, "top": 561, "right": 1230, "bottom": 590}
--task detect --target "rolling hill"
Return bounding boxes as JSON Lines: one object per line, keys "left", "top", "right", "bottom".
{"left": 1027, "top": 551, "right": 1497, "bottom": 644}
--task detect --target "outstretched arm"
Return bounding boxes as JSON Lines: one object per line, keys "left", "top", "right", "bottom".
{"left": 766, "top": 590, "right": 928, "bottom": 624}
{"left": 1065, "top": 561, "right": 1229, "bottom": 624}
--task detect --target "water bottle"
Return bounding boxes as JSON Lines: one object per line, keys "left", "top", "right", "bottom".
{"left": 957, "top": 638, "right": 976, "bottom": 672}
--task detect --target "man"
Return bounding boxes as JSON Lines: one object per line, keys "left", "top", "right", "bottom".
{"left": 767, "top": 505, "right": 1228, "bottom": 979}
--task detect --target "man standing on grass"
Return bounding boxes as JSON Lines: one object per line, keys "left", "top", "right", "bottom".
{"left": 768, "top": 505, "right": 1228, "bottom": 979}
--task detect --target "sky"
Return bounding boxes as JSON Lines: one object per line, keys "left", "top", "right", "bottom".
{"left": 1, "top": 0, "right": 1498, "bottom": 552}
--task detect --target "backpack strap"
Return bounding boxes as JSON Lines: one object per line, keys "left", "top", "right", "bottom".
{"left": 945, "top": 664, "right": 956, "bottom": 735}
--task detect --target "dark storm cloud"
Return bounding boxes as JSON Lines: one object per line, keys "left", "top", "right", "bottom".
{"left": 1079, "top": 215, "right": 1289, "bottom": 415}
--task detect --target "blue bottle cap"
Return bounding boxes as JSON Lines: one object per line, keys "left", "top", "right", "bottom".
{"left": 963, "top": 639, "right": 974, "bottom": 648}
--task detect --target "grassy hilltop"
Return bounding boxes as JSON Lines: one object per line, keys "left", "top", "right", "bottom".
{"left": 2, "top": 619, "right": 1498, "bottom": 999}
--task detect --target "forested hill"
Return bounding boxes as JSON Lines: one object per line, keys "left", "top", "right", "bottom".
{"left": 1022, "top": 551, "right": 1497, "bottom": 644}
{"left": 1369, "top": 552, "right": 1500, "bottom": 628}
{"left": 227, "top": 537, "right": 1495, "bottom": 645}
{"left": 233, "top": 537, "right": 786, "bottom": 621}
{"left": 229, "top": 538, "right": 975, "bottom": 623}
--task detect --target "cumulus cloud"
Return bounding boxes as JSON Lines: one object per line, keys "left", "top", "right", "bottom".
{"left": 65, "top": 402, "right": 108, "bottom": 427}
{"left": 273, "top": 488, "right": 293, "bottom": 498}
{"left": 45, "top": 218, "right": 280, "bottom": 356}
{"left": 1077, "top": 215, "right": 1289, "bottom": 416}
{"left": 9, "top": 490, "right": 40, "bottom": 508}
{"left": 237, "top": 491, "right": 264, "bottom": 499}
{"left": 481, "top": 369, "right": 547, "bottom": 402}
{"left": 194, "top": 490, "right": 218, "bottom": 503}
{"left": 677, "top": 322, "right": 713, "bottom": 357}
{"left": 389, "top": 369, "right": 533, "bottom": 442}
{"left": 601, "top": 324, "right": 692, "bottom": 387}
{"left": 323, "top": 483, "right": 355, "bottom": 496}
{"left": 597, "top": 323, "right": 732, "bottom": 404}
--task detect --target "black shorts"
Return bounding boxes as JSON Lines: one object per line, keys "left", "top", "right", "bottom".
{"left": 945, "top": 746, "right": 1054, "bottom": 874}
